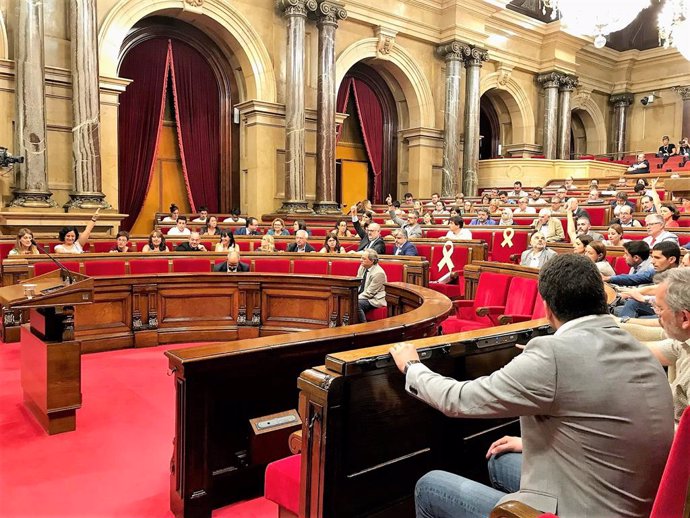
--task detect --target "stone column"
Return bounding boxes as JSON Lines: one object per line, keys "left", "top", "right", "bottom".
{"left": 436, "top": 41, "right": 464, "bottom": 198}
{"left": 278, "top": 0, "right": 316, "bottom": 214}
{"left": 461, "top": 45, "right": 488, "bottom": 197}
{"left": 674, "top": 86, "right": 690, "bottom": 138}
{"left": 10, "top": 0, "right": 55, "bottom": 208}
{"left": 66, "top": 0, "right": 110, "bottom": 210}
{"left": 556, "top": 75, "right": 578, "bottom": 160}
{"left": 312, "top": 1, "right": 346, "bottom": 214}
{"left": 536, "top": 72, "right": 563, "bottom": 160}
{"left": 610, "top": 93, "right": 634, "bottom": 160}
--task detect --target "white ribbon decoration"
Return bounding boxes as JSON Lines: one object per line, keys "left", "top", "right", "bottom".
{"left": 501, "top": 227, "right": 515, "bottom": 248}
{"left": 436, "top": 240, "right": 455, "bottom": 273}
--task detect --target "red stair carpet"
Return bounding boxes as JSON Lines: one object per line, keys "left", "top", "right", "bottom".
{"left": 0, "top": 328, "right": 277, "bottom": 517}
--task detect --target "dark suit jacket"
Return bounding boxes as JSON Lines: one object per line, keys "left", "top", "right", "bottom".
{"left": 175, "top": 243, "right": 205, "bottom": 252}
{"left": 610, "top": 200, "right": 636, "bottom": 211}
{"left": 213, "top": 261, "right": 250, "bottom": 272}
{"left": 572, "top": 207, "right": 590, "bottom": 220}
{"left": 394, "top": 241, "right": 418, "bottom": 256}
{"left": 234, "top": 227, "right": 259, "bottom": 236}
{"left": 286, "top": 242, "right": 315, "bottom": 253}
{"left": 353, "top": 220, "right": 386, "bottom": 254}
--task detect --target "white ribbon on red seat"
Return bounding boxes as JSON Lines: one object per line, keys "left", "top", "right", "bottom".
{"left": 501, "top": 227, "right": 515, "bottom": 248}
{"left": 436, "top": 240, "right": 455, "bottom": 273}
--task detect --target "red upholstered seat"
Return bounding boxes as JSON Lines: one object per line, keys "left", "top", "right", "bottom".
{"left": 130, "top": 259, "right": 169, "bottom": 274}
{"left": 84, "top": 260, "right": 126, "bottom": 277}
{"left": 236, "top": 240, "right": 251, "bottom": 252}
{"left": 264, "top": 454, "right": 301, "bottom": 516}
{"left": 342, "top": 242, "right": 359, "bottom": 252}
{"left": 93, "top": 242, "right": 114, "bottom": 253}
{"left": 274, "top": 241, "right": 288, "bottom": 251}
{"left": 429, "top": 243, "right": 469, "bottom": 299}
{"left": 492, "top": 277, "right": 539, "bottom": 326}
{"left": 650, "top": 406, "right": 690, "bottom": 518}
{"left": 253, "top": 258, "right": 290, "bottom": 273}
{"left": 381, "top": 263, "right": 403, "bottom": 282}
{"left": 366, "top": 306, "right": 388, "bottom": 321}
{"left": 0, "top": 243, "right": 15, "bottom": 259}
{"left": 293, "top": 260, "right": 328, "bottom": 275}
{"left": 172, "top": 258, "right": 211, "bottom": 273}
{"left": 490, "top": 230, "right": 529, "bottom": 263}
{"left": 34, "top": 261, "right": 81, "bottom": 277}
{"left": 613, "top": 256, "right": 629, "bottom": 275}
{"left": 330, "top": 260, "right": 360, "bottom": 277}
{"left": 310, "top": 228, "right": 327, "bottom": 237}
{"left": 425, "top": 229, "right": 447, "bottom": 239}
{"left": 441, "top": 272, "right": 511, "bottom": 333}
{"left": 415, "top": 244, "right": 432, "bottom": 260}
{"left": 201, "top": 241, "right": 213, "bottom": 251}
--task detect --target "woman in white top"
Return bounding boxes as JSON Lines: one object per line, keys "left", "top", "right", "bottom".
{"left": 142, "top": 230, "right": 169, "bottom": 252}
{"left": 585, "top": 241, "right": 616, "bottom": 276}
{"left": 54, "top": 209, "right": 100, "bottom": 254}
{"left": 498, "top": 207, "right": 514, "bottom": 226}
{"left": 9, "top": 228, "right": 40, "bottom": 256}
{"left": 214, "top": 231, "right": 238, "bottom": 252}
{"left": 602, "top": 224, "right": 629, "bottom": 248}
{"left": 445, "top": 215, "right": 472, "bottom": 241}
{"left": 432, "top": 201, "right": 448, "bottom": 216}
{"left": 161, "top": 204, "right": 179, "bottom": 223}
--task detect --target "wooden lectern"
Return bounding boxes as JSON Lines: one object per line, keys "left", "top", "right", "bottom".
{"left": 663, "top": 178, "right": 690, "bottom": 199}
{"left": 0, "top": 270, "right": 94, "bottom": 434}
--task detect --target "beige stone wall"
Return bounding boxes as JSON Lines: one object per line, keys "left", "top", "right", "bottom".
{"left": 0, "top": 0, "right": 688, "bottom": 219}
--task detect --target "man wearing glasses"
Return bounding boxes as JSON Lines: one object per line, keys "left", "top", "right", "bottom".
{"left": 643, "top": 213, "right": 679, "bottom": 246}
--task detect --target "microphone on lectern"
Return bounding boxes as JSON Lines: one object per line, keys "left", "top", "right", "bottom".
{"left": 32, "top": 239, "right": 76, "bottom": 285}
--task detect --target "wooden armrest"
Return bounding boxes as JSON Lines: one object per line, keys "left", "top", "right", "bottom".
{"left": 452, "top": 299, "right": 474, "bottom": 309}
{"left": 499, "top": 314, "right": 532, "bottom": 325}
{"left": 288, "top": 430, "right": 302, "bottom": 454}
{"left": 476, "top": 305, "right": 506, "bottom": 317}
{"left": 490, "top": 500, "right": 544, "bottom": 518}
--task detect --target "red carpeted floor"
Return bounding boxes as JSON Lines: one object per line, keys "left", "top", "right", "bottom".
{"left": 0, "top": 328, "right": 277, "bottom": 518}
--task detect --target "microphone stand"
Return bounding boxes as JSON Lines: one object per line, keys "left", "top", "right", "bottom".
{"left": 32, "top": 240, "right": 77, "bottom": 285}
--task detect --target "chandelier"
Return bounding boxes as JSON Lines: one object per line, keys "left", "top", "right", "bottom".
{"left": 658, "top": 0, "right": 690, "bottom": 60}
{"left": 541, "top": 0, "right": 651, "bottom": 48}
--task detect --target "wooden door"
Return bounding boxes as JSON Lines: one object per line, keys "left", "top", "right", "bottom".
{"left": 340, "top": 160, "right": 369, "bottom": 213}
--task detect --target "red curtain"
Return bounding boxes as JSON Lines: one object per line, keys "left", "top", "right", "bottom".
{"left": 336, "top": 77, "right": 353, "bottom": 142}
{"left": 351, "top": 78, "right": 384, "bottom": 203}
{"left": 118, "top": 38, "right": 170, "bottom": 230}
{"left": 169, "top": 40, "right": 220, "bottom": 213}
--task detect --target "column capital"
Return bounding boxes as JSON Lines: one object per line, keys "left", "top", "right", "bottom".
{"left": 436, "top": 40, "right": 470, "bottom": 62}
{"left": 610, "top": 93, "right": 634, "bottom": 107}
{"left": 536, "top": 71, "right": 568, "bottom": 89}
{"left": 278, "top": 0, "right": 317, "bottom": 18}
{"left": 314, "top": 0, "right": 347, "bottom": 25}
{"left": 673, "top": 85, "right": 690, "bottom": 101}
{"left": 462, "top": 45, "right": 489, "bottom": 68}
{"left": 558, "top": 75, "right": 578, "bottom": 92}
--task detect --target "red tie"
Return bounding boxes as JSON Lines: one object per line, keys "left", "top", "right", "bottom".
{"left": 649, "top": 238, "right": 656, "bottom": 246}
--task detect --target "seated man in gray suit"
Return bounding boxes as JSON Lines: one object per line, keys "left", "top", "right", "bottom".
{"left": 213, "top": 250, "right": 249, "bottom": 272}
{"left": 391, "top": 254, "right": 673, "bottom": 518}
{"left": 357, "top": 249, "right": 387, "bottom": 323}
{"left": 519, "top": 232, "right": 557, "bottom": 268}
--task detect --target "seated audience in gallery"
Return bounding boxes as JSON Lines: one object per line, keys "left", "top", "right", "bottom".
{"left": 258, "top": 234, "right": 276, "bottom": 253}
{"left": 333, "top": 219, "right": 352, "bottom": 238}
{"left": 287, "top": 229, "right": 315, "bottom": 253}
{"left": 432, "top": 200, "right": 448, "bottom": 216}
{"left": 213, "top": 250, "right": 249, "bottom": 273}
{"left": 601, "top": 240, "right": 653, "bottom": 284}
{"left": 214, "top": 231, "right": 237, "bottom": 253}
{"left": 567, "top": 205, "right": 603, "bottom": 243}
{"left": 498, "top": 207, "right": 514, "bottom": 226}
{"left": 54, "top": 209, "right": 100, "bottom": 254}
{"left": 498, "top": 190, "right": 515, "bottom": 204}
{"left": 222, "top": 208, "right": 246, "bottom": 224}
{"left": 142, "top": 230, "right": 169, "bottom": 252}
{"left": 627, "top": 152, "right": 650, "bottom": 174}
{"left": 403, "top": 192, "right": 415, "bottom": 205}
{"left": 610, "top": 191, "right": 635, "bottom": 216}
{"left": 531, "top": 208, "right": 564, "bottom": 242}
{"left": 643, "top": 214, "right": 679, "bottom": 246}
{"left": 529, "top": 187, "right": 548, "bottom": 205}
{"left": 563, "top": 176, "right": 576, "bottom": 190}
{"left": 462, "top": 200, "right": 474, "bottom": 214}
{"left": 602, "top": 224, "right": 629, "bottom": 247}
{"left": 445, "top": 215, "right": 472, "bottom": 241}
{"left": 585, "top": 241, "right": 616, "bottom": 276}
{"left": 267, "top": 218, "right": 290, "bottom": 236}
{"left": 319, "top": 232, "right": 345, "bottom": 254}
{"left": 519, "top": 232, "right": 557, "bottom": 269}
{"left": 549, "top": 196, "right": 563, "bottom": 213}
{"left": 656, "top": 135, "right": 676, "bottom": 167}
{"left": 109, "top": 231, "right": 130, "bottom": 253}
{"left": 389, "top": 254, "right": 673, "bottom": 518}
{"left": 678, "top": 194, "right": 690, "bottom": 213}
{"left": 480, "top": 193, "right": 491, "bottom": 205}
{"left": 511, "top": 180, "right": 528, "bottom": 198}
{"left": 201, "top": 215, "right": 221, "bottom": 236}
{"left": 357, "top": 249, "right": 387, "bottom": 323}
{"left": 167, "top": 215, "right": 191, "bottom": 236}
{"left": 291, "top": 219, "right": 311, "bottom": 236}
{"left": 469, "top": 208, "right": 497, "bottom": 225}
{"left": 191, "top": 206, "right": 208, "bottom": 223}
{"left": 678, "top": 137, "right": 689, "bottom": 166}
{"left": 611, "top": 205, "right": 642, "bottom": 228}
{"left": 488, "top": 198, "right": 501, "bottom": 214}
{"left": 425, "top": 193, "right": 440, "bottom": 207}
{"left": 9, "top": 228, "right": 39, "bottom": 256}
{"left": 422, "top": 211, "right": 434, "bottom": 225}
{"left": 586, "top": 188, "right": 604, "bottom": 204}
{"left": 234, "top": 217, "right": 260, "bottom": 236}
{"left": 174, "top": 232, "right": 207, "bottom": 252}
{"left": 647, "top": 178, "right": 681, "bottom": 228}
{"left": 513, "top": 197, "right": 536, "bottom": 215}
{"left": 391, "top": 229, "right": 418, "bottom": 256}
{"left": 161, "top": 203, "right": 179, "bottom": 223}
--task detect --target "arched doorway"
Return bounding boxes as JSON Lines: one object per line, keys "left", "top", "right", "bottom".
{"left": 570, "top": 110, "right": 588, "bottom": 158}
{"left": 336, "top": 63, "right": 398, "bottom": 205}
{"left": 118, "top": 18, "right": 239, "bottom": 231}
{"left": 479, "top": 97, "right": 500, "bottom": 159}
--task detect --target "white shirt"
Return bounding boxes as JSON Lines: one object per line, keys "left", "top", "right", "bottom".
{"left": 54, "top": 242, "right": 84, "bottom": 254}
{"left": 514, "top": 206, "right": 536, "bottom": 214}
{"left": 167, "top": 227, "right": 191, "bottom": 236}
{"left": 445, "top": 229, "right": 472, "bottom": 241}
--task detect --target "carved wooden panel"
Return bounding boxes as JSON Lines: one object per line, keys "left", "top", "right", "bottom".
{"left": 262, "top": 288, "right": 331, "bottom": 328}
{"left": 158, "top": 285, "right": 237, "bottom": 327}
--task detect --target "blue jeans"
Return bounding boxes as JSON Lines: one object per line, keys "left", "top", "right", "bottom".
{"left": 618, "top": 298, "right": 656, "bottom": 318}
{"left": 415, "top": 453, "right": 522, "bottom": 518}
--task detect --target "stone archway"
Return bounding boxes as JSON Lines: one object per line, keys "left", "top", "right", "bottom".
{"left": 479, "top": 72, "right": 535, "bottom": 146}
{"left": 98, "top": 0, "right": 276, "bottom": 103}
{"left": 571, "top": 93, "right": 607, "bottom": 155}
